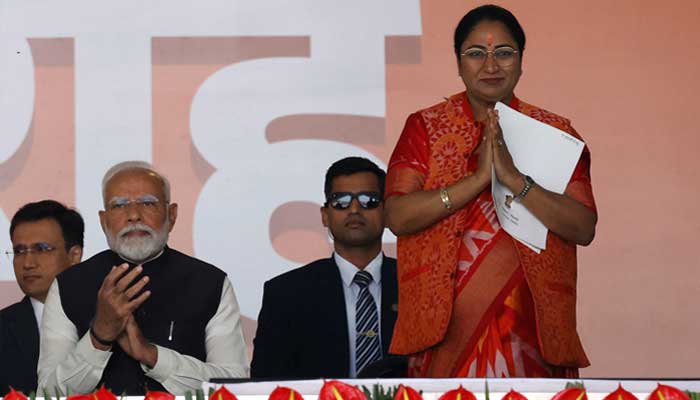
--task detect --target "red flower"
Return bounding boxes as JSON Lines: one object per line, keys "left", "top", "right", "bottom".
{"left": 438, "top": 386, "right": 477, "bottom": 400}
{"left": 501, "top": 389, "right": 529, "bottom": 400}
{"left": 648, "top": 385, "right": 690, "bottom": 400}
{"left": 269, "top": 386, "right": 304, "bottom": 400}
{"left": 3, "top": 388, "right": 28, "bottom": 400}
{"left": 603, "top": 385, "right": 639, "bottom": 400}
{"left": 395, "top": 385, "right": 423, "bottom": 400}
{"left": 146, "top": 391, "right": 176, "bottom": 400}
{"left": 211, "top": 386, "right": 239, "bottom": 400}
{"left": 318, "top": 380, "right": 366, "bottom": 400}
{"left": 551, "top": 388, "right": 587, "bottom": 400}
{"left": 93, "top": 386, "right": 117, "bottom": 400}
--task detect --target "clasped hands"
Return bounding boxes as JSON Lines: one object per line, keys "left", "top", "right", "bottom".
{"left": 90, "top": 263, "right": 157, "bottom": 368}
{"left": 474, "top": 108, "right": 525, "bottom": 194}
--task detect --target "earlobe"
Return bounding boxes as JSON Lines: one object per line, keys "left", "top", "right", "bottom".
{"left": 69, "top": 246, "right": 83, "bottom": 266}
{"left": 98, "top": 210, "right": 107, "bottom": 234}
{"left": 320, "top": 207, "right": 328, "bottom": 227}
{"left": 167, "top": 203, "right": 179, "bottom": 232}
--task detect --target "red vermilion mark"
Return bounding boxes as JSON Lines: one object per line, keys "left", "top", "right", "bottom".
{"left": 487, "top": 33, "right": 493, "bottom": 47}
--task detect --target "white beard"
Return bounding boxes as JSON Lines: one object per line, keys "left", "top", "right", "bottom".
{"left": 106, "top": 217, "right": 170, "bottom": 263}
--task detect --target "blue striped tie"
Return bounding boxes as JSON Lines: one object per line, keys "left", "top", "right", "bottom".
{"left": 354, "top": 270, "right": 381, "bottom": 375}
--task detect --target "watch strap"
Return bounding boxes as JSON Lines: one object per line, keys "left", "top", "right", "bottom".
{"left": 89, "top": 319, "right": 115, "bottom": 347}
{"left": 516, "top": 175, "right": 534, "bottom": 200}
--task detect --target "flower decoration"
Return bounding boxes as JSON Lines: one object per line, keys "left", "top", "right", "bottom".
{"left": 648, "top": 385, "right": 690, "bottom": 400}
{"left": 146, "top": 391, "right": 176, "bottom": 400}
{"left": 210, "top": 386, "right": 238, "bottom": 400}
{"left": 395, "top": 385, "right": 423, "bottom": 400}
{"left": 3, "top": 387, "right": 28, "bottom": 400}
{"left": 551, "top": 387, "right": 587, "bottom": 400}
{"left": 603, "top": 385, "right": 639, "bottom": 400}
{"left": 269, "top": 386, "right": 305, "bottom": 400}
{"left": 93, "top": 386, "right": 117, "bottom": 400}
{"left": 501, "top": 389, "right": 529, "bottom": 400}
{"left": 438, "top": 386, "right": 477, "bottom": 400}
{"left": 319, "top": 380, "right": 367, "bottom": 400}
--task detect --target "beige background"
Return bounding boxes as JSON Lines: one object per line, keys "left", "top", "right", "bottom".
{"left": 0, "top": 1, "right": 699, "bottom": 376}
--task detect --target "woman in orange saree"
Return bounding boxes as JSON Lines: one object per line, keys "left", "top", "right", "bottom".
{"left": 384, "top": 5, "right": 597, "bottom": 378}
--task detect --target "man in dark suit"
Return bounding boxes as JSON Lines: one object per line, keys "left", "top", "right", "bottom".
{"left": 251, "top": 157, "right": 400, "bottom": 379}
{"left": 0, "top": 200, "right": 84, "bottom": 396}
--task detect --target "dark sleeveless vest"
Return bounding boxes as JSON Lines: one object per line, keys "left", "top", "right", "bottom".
{"left": 56, "top": 247, "right": 225, "bottom": 394}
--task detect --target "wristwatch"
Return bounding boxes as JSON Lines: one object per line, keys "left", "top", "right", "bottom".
{"left": 516, "top": 175, "right": 535, "bottom": 201}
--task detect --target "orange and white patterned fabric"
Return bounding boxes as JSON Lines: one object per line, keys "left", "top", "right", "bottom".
{"left": 386, "top": 92, "right": 596, "bottom": 376}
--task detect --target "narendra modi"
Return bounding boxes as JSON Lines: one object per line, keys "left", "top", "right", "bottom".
{"left": 37, "top": 161, "right": 249, "bottom": 395}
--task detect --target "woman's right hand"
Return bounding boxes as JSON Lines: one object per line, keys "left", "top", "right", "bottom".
{"left": 386, "top": 125, "right": 495, "bottom": 236}
{"left": 474, "top": 118, "right": 494, "bottom": 185}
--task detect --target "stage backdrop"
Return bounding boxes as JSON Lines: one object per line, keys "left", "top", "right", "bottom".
{"left": 1, "top": 0, "right": 698, "bottom": 377}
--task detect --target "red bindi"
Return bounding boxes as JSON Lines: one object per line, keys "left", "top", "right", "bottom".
{"left": 486, "top": 33, "right": 494, "bottom": 47}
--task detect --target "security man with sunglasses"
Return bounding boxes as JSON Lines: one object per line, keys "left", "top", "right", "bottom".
{"left": 251, "top": 157, "right": 401, "bottom": 379}
{"left": 1, "top": 200, "right": 84, "bottom": 396}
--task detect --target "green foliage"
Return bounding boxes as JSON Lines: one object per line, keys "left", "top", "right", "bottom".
{"left": 42, "top": 388, "right": 52, "bottom": 400}
{"left": 185, "top": 391, "right": 194, "bottom": 400}
{"left": 565, "top": 382, "right": 585, "bottom": 390}
{"left": 361, "top": 384, "right": 399, "bottom": 400}
{"left": 686, "top": 391, "right": 700, "bottom": 400}
{"left": 195, "top": 388, "right": 205, "bottom": 400}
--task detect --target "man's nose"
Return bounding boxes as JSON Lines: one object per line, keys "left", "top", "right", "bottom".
{"left": 21, "top": 252, "right": 38, "bottom": 269}
{"left": 348, "top": 198, "right": 362, "bottom": 213}
{"left": 125, "top": 202, "right": 143, "bottom": 222}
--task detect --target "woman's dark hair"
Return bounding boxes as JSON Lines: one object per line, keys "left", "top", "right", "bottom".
{"left": 10, "top": 200, "right": 85, "bottom": 250}
{"left": 324, "top": 157, "right": 386, "bottom": 200}
{"left": 453, "top": 4, "right": 526, "bottom": 59}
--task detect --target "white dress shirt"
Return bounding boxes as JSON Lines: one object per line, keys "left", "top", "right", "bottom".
{"left": 38, "top": 276, "right": 249, "bottom": 394}
{"left": 333, "top": 251, "right": 383, "bottom": 378}
{"left": 30, "top": 297, "right": 44, "bottom": 332}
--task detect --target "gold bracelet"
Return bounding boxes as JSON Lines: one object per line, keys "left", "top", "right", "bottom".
{"left": 440, "top": 188, "right": 452, "bottom": 210}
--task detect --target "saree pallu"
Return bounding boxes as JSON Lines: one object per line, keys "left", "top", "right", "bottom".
{"left": 406, "top": 193, "right": 576, "bottom": 377}
{"left": 386, "top": 92, "right": 596, "bottom": 376}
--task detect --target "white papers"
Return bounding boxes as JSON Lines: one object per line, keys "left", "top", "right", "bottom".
{"left": 492, "top": 102, "right": 585, "bottom": 252}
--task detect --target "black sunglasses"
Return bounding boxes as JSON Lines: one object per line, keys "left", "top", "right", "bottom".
{"left": 325, "top": 191, "right": 382, "bottom": 210}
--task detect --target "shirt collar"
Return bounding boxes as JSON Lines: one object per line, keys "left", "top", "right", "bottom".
{"left": 334, "top": 251, "right": 383, "bottom": 288}
{"left": 116, "top": 246, "right": 166, "bottom": 266}
{"left": 29, "top": 297, "right": 44, "bottom": 330}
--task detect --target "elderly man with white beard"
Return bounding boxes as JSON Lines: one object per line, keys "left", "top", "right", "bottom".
{"left": 37, "top": 161, "right": 248, "bottom": 395}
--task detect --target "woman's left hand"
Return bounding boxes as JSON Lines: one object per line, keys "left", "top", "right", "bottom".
{"left": 486, "top": 108, "right": 596, "bottom": 245}
{"left": 488, "top": 108, "right": 523, "bottom": 193}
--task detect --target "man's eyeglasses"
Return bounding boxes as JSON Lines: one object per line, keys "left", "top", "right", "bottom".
{"left": 460, "top": 46, "right": 519, "bottom": 68}
{"left": 325, "top": 192, "right": 382, "bottom": 210}
{"left": 106, "top": 195, "right": 163, "bottom": 213}
{"left": 5, "top": 242, "right": 57, "bottom": 259}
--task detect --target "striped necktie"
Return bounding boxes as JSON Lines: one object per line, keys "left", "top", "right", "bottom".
{"left": 354, "top": 270, "right": 381, "bottom": 375}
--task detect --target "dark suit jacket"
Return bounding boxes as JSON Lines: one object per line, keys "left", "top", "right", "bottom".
{"left": 250, "top": 255, "right": 398, "bottom": 379}
{"left": 0, "top": 296, "right": 40, "bottom": 396}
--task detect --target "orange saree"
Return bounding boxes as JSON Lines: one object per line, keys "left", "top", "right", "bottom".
{"left": 386, "top": 92, "right": 596, "bottom": 377}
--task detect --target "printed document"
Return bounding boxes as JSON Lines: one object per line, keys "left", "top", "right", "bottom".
{"left": 492, "top": 102, "right": 585, "bottom": 252}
